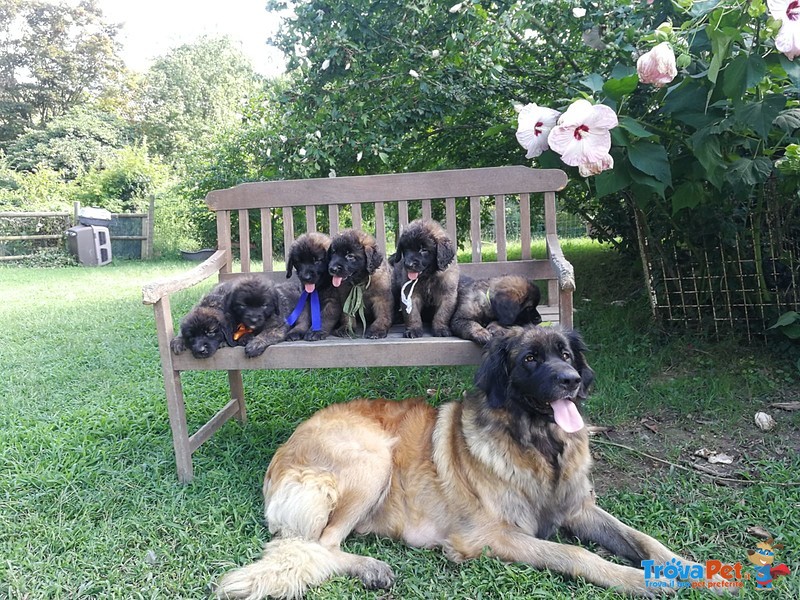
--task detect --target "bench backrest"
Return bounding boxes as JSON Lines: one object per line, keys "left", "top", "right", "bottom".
{"left": 205, "top": 166, "right": 567, "bottom": 285}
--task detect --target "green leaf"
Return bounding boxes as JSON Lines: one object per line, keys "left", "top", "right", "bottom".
{"left": 725, "top": 157, "right": 773, "bottom": 188}
{"left": 780, "top": 55, "right": 800, "bottom": 88}
{"left": 773, "top": 109, "right": 800, "bottom": 133}
{"left": 628, "top": 142, "right": 672, "bottom": 185}
{"left": 603, "top": 74, "right": 639, "bottom": 100}
{"left": 734, "top": 94, "right": 787, "bottom": 140}
{"left": 580, "top": 74, "right": 605, "bottom": 93}
{"left": 629, "top": 169, "right": 667, "bottom": 201}
{"left": 618, "top": 116, "right": 657, "bottom": 140}
{"left": 671, "top": 180, "right": 706, "bottom": 214}
{"left": 781, "top": 324, "right": 800, "bottom": 339}
{"left": 483, "top": 123, "right": 510, "bottom": 137}
{"left": 769, "top": 311, "right": 800, "bottom": 329}
{"left": 690, "top": 128, "right": 725, "bottom": 188}
{"left": 722, "top": 53, "right": 766, "bottom": 102}
{"left": 594, "top": 159, "right": 631, "bottom": 197}
{"left": 378, "top": 152, "right": 389, "bottom": 164}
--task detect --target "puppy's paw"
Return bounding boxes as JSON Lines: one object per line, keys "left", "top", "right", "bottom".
{"left": 433, "top": 326, "right": 451, "bottom": 337}
{"left": 332, "top": 326, "right": 354, "bottom": 338}
{"left": 244, "top": 339, "right": 269, "bottom": 358}
{"left": 471, "top": 329, "right": 492, "bottom": 345}
{"left": 169, "top": 337, "right": 186, "bottom": 354}
{"left": 404, "top": 327, "right": 423, "bottom": 339}
{"left": 304, "top": 330, "right": 328, "bottom": 341}
{"left": 285, "top": 330, "right": 305, "bottom": 342}
{"left": 365, "top": 326, "right": 388, "bottom": 339}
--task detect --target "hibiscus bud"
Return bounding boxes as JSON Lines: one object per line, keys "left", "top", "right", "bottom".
{"left": 637, "top": 42, "right": 678, "bottom": 87}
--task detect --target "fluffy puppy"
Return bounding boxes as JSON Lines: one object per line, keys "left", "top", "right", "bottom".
{"left": 451, "top": 275, "right": 542, "bottom": 345}
{"left": 389, "top": 219, "right": 459, "bottom": 338}
{"left": 225, "top": 276, "right": 300, "bottom": 358}
{"left": 327, "top": 229, "right": 394, "bottom": 338}
{"left": 284, "top": 232, "right": 342, "bottom": 341}
{"left": 170, "top": 280, "right": 235, "bottom": 359}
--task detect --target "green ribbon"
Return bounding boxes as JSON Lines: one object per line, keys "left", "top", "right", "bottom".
{"left": 342, "top": 276, "right": 371, "bottom": 337}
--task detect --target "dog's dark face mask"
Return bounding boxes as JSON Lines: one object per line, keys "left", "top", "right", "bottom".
{"left": 286, "top": 242, "right": 331, "bottom": 293}
{"left": 475, "top": 326, "right": 594, "bottom": 433}
{"left": 389, "top": 226, "right": 455, "bottom": 281}
{"left": 181, "top": 307, "right": 231, "bottom": 359}
{"left": 328, "top": 231, "right": 383, "bottom": 288}
{"left": 228, "top": 282, "right": 279, "bottom": 332}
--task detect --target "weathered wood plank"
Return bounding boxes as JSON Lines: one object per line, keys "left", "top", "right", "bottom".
{"left": 206, "top": 167, "right": 568, "bottom": 210}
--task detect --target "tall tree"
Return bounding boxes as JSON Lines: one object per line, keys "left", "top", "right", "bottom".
{"left": 135, "top": 36, "right": 263, "bottom": 160}
{"left": 0, "top": 0, "right": 122, "bottom": 147}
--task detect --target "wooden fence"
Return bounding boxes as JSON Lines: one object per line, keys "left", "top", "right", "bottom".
{"left": 0, "top": 199, "right": 154, "bottom": 261}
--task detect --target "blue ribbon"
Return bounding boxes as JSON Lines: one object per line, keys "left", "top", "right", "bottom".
{"left": 285, "top": 289, "right": 322, "bottom": 331}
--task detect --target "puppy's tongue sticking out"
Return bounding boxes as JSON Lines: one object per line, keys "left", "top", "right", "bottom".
{"left": 550, "top": 398, "right": 584, "bottom": 433}
{"left": 304, "top": 283, "right": 316, "bottom": 294}
{"left": 407, "top": 271, "right": 419, "bottom": 281}
{"left": 332, "top": 276, "right": 343, "bottom": 288}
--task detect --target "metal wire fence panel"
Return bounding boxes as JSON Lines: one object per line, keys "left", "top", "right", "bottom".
{"left": 646, "top": 217, "right": 799, "bottom": 341}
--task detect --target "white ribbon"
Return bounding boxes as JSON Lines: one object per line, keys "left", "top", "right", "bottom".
{"left": 400, "top": 278, "right": 419, "bottom": 314}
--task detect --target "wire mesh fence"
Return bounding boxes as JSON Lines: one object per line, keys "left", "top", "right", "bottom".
{"left": 645, "top": 215, "right": 799, "bottom": 341}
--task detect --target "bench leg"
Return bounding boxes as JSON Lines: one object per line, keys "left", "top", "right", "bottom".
{"left": 228, "top": 370, "right": 247, "bottom": 424}
{"left": 164, "top": 368, "right": 193, "bottom": 484}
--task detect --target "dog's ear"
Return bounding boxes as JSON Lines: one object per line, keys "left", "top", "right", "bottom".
{"left": 365, "top": 242, "right": 384, "bottom": 274}
{"left": 285, "top": 252, "right": 294, "bottom": 279}
{"left": 388, "top": 236, "right": 404, "bottom": 266}
{"left": 567, "top": 329, "right": 594, "bottom": 399}
{"left": 475, "top": 332, "right": 514, "bottom": 408}
{"left": 436, "top": 235, "right": 455, "bottom": 271}
{"left": 220, "top": 315, "right": 235, "bottom": 347}
{"left": 490, "top": 291, "right": 522, "bottom": 327}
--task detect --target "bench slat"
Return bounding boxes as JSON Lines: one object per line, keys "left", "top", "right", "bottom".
{"left": 306, "top": 205, "right": 316, "bottom": 232}
{"left": 520, "top": 193, "right": 532, "bottom": 260}
{"left": 260, "top": 208, "right": 273, "bottom": 271}
{"left": 495, "top": 194, "right": 507, "bottom": 262}
{"left": 282, "top": 207, "right": 294, "bottom": 261}
{"left": 470, "top": 196, "right": 481, "bottom": 263}
{"left": 328, "top": 205, "right": 339, "bottom": 236}
{"left": 239, "top": 209, "right": 250, "bottom": 272}
{"left": 206, "top": 166, "right": 568, "bottom": 210}
{"left": 351, "top": 203, "right": 362, "bottom": 230}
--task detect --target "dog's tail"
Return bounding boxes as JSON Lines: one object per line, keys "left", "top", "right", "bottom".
{"left": 215, "top": 537, "right": 342, "bottom": 599}
{"left": 216, "top": 468, "right": 342, "bottom": 599}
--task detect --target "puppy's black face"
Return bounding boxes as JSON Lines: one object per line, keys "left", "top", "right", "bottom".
{"left": 180, "top": 307, "right": 230, "bottom": 359}
{"left": 475, "top": 326, "right": 594, "bottom": 433}
{"left": 328, "top": 231, "right": 377, "bottom": 288}
{"left": 389, "top": 221, "right": 454, "bottom": 279}
{"left": 227, "top": 278, "right": 278, "bottom": 331}
{"left": 286, "top": 233, "right": 331, "bottom": 292}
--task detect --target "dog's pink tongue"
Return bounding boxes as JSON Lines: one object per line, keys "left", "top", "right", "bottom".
{"left": 332, "top": 276, "right": 343, "bottom": 288}
{"left": 304, "top": 283, "right": 316, "bottom": 293}
{"left": 407, "top": 271, "right": 419, "bottom": 281}
{"left": 550, "top": 399, "right": 584, "bottom": 433}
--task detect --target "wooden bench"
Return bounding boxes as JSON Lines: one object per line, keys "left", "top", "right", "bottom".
{"left": 142, "top": 166, "right": 573, "bottom": 483}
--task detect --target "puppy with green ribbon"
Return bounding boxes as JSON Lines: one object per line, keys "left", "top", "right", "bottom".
{"left": 328, "top": 229, "right": 394, "bottom": 338}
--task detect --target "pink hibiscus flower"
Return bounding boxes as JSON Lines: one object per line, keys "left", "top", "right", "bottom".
{"left": 515, "top": 103, "right": 561, "bottom": 159}
{"left": 636, "top": 42, "right": 678, "bottom": 87}
{"left": 547, "top": 99, "right": 618, "bottom": 174}
{"left": 768, "top": 0, "right": 800, "bottom": 60}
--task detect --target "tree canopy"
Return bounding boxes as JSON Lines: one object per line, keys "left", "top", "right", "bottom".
{"left": 0, "top": 0, "right": 122, "bottom": 148}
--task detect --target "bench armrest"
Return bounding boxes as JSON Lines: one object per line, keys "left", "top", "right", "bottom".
{"left": 546, "top": 234, "right": 575, "bottom": 292}
{"left": 142, "top": 250, "right": 228, "bottom": 305}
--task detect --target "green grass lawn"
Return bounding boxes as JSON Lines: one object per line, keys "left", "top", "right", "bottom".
{"left": 0, "top": 240, "right": 798, "bottom": 599}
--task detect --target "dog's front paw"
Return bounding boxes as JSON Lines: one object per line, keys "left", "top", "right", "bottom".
{"left": 304, "top": 330, "right": 328, "bottom": 341}
{"left": 404, "top": 327, "right": 423, "bottom": 339}
{"left": 471, "top": 329, "right": 492, "bottom": 345}
{"left": 286, "top": 329, "right": 305, "bottom": 342}
{"left": 244, "top": 339, "right": 269, "bottom": 358}
{"left": 332, "top": 326, "right": 354, "bottom": 338}
{"left": 433, "top": 326, "right": 452, "bottom": 337}
{"left": 355, "top": 557, "right": 395, "bottom": 590}
{"left": 365, "top": 326, "right": 388, "bottom": 339}
{"left": 169, "top": 337, "right": 185, "bottom": 354}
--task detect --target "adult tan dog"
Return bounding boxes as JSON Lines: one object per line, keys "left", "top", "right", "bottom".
{"left": 216, "top": 325, "right": 709, "bottom": 598}
{"left": 389, "top": 218, "right": 459, "bottom": 338}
